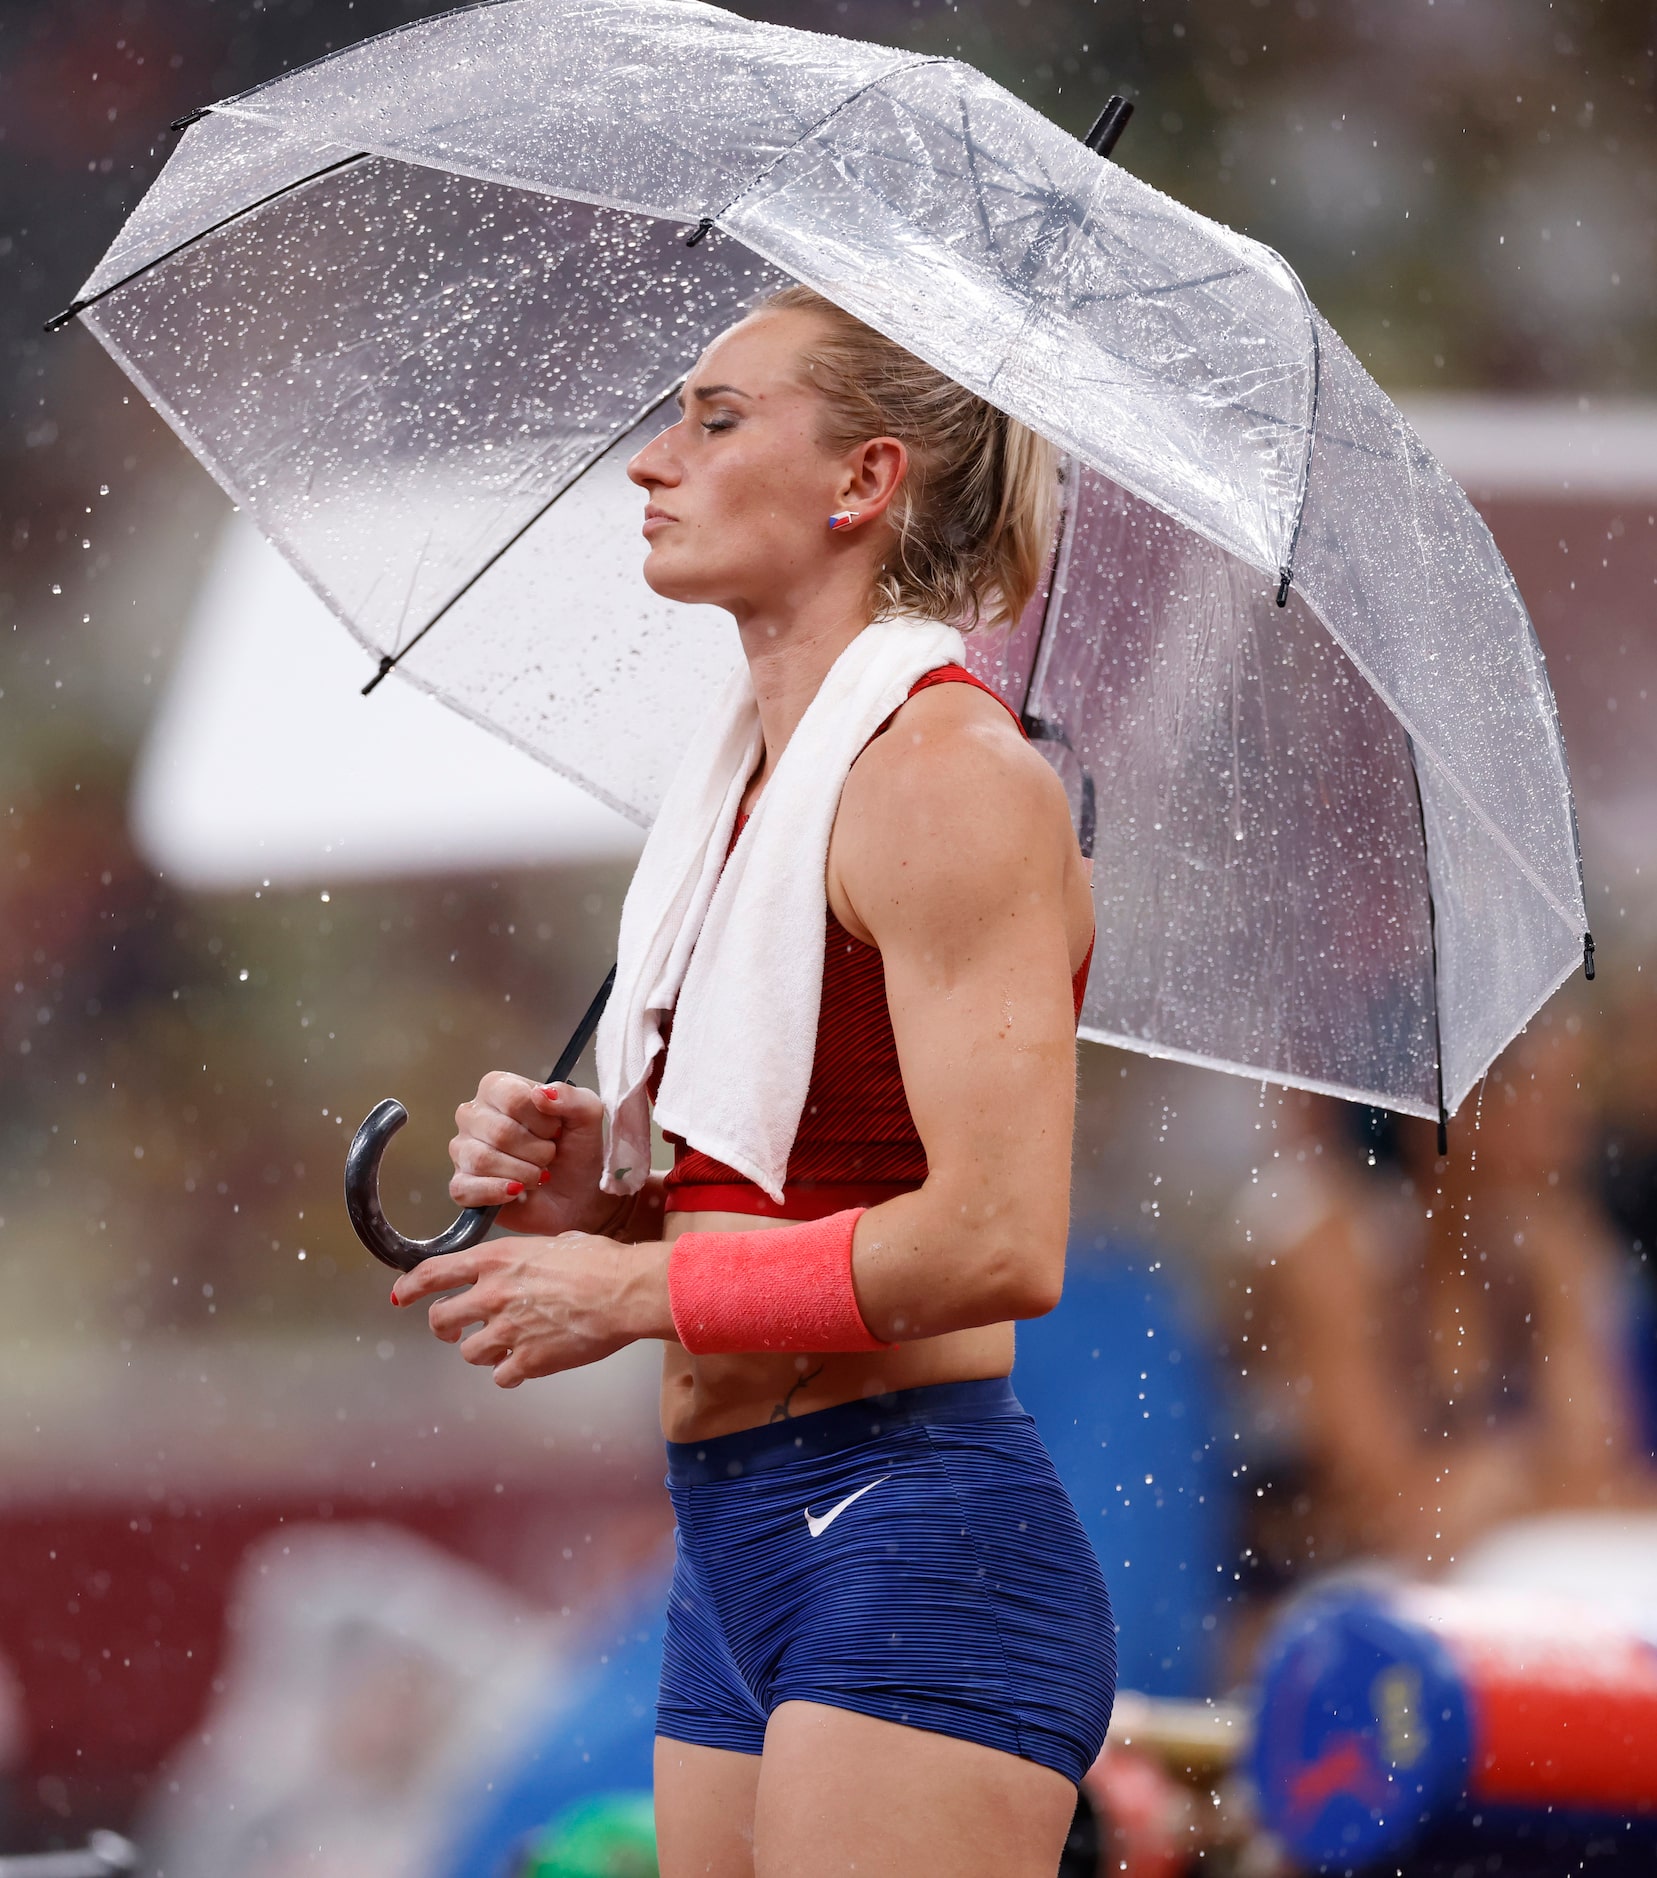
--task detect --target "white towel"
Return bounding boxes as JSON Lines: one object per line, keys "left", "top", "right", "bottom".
{"left": 596, "top": 616, "right": 965, "bottom": 1203}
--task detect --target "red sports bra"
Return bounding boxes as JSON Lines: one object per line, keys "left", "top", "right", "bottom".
{"left": 653, "top": 665, "right": 1094, "bottom": 1220}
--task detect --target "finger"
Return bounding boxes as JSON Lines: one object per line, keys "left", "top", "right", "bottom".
{"left": 449, "top": 1136, "right": 545, "bottom": 1200}
{"left": 456, "top": 1099, "right": 563, "bottom": 1163}
{"left": 427, "top": 1287, "right": 495, "bottom": 1343}
{"left": 492, "top": 1336, "right": 584, "bottom": 1388}
{"left": 530, "top": 1082, "right": 604, "bottom": 1133}
{"left": 448, "top": 1172, "right": 538, "bottom": 1209}
{"left": 390, "top": 1248, "right": 482, "bottom": 1308}
{"left": 475, "top": 1074, "right": 559, "bottom": 1126}
{"left": 478, "top": 1071, "right": 582, "bottom": 1142}
{"left": 451, "top": 1136, "right": 543, "bottom": 1182}
{"left": 459, "top": 1321, "right": 514, "bottom": 1368}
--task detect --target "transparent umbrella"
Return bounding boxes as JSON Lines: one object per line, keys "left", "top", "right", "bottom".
{"left": 51, "top": 0, "right": 1589, "bottom": 1253}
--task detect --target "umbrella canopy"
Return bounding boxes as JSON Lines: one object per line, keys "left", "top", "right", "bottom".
{"left": 57, "top": 0, "right": 1589, "bottom": 1122}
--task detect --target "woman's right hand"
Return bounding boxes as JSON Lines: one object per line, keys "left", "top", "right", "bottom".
{"left": 449, "top": 1073, "right": 619, "bottom": 1237}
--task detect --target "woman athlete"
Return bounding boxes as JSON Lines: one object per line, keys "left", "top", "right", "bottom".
{"left": 390, "top": 285, "right": 1115, "bottom": 1878}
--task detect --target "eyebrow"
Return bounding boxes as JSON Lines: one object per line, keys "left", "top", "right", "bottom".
{"left": 674, "top": 382, "right": 752, "bottom": 410}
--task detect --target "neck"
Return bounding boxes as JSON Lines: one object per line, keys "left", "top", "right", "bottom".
{"left": 732, "top": 588, "right": 877, "bottom": 796}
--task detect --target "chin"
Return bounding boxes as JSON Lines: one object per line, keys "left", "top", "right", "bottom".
{"left": 641, "top": 558, "right": 693, "bottom": 604}
{"left": 641, "top": 547, "right": 724, "bottom": 610}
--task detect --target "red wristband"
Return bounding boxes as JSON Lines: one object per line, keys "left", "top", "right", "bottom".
{"left": 667, "top": 1207, "right": 894, "bottom": 1355}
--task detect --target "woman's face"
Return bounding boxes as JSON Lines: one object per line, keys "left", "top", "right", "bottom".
{"left": 625, "top": 306, "right": 901, "bottom": 618}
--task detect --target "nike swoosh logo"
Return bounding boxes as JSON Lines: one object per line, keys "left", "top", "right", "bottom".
{"left": 804, "top": 1475, "right": 890, "bottom": 1538}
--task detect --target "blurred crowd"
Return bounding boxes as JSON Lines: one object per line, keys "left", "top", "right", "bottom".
{"left": 1218, "top": 990, "right": 1657, "bottom": 1631}
{"left": 2, "top": 0, "right": 1655, "bottom": 1871}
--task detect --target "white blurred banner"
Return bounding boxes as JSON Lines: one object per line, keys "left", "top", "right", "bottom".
{"left": 130, "top": 511, "right": 645, "bottom": 888}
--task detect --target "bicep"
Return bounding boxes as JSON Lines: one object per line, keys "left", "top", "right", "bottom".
{"left": 1273, "top": 1225, "right": 1413, "bottom": 1480}
{"left": 849, "top": 748, "right": 1081, "bottom": 1224}
{"left": 882, "top": 909, "right": 1078, "bottom": 1207}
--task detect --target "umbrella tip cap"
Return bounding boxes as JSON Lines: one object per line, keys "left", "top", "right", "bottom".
{"left": 361, "top": 654, "right": 395, "bottom": 696}
{"left": 1084, "top": 95, "right": 1134, "bottom": 158}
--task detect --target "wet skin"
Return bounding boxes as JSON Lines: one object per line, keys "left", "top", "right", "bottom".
{"left": 391, "top": 305, "right": 1093, "bottom": 1441}
{"left": 388, "top": 302, "right": 1095, "bottom": 1878}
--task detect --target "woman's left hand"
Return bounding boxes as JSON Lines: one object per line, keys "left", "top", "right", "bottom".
{"left": 388, "top": 1232, "right": 671, "bottom": 1388}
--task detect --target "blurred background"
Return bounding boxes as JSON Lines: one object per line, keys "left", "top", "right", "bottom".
{"left": 1, "top": 0, "right": 1654, "bottom": 1873}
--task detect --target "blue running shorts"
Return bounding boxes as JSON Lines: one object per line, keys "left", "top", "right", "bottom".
{"left": 656, "top": 1376, "right": 1116, "bottom": 1784}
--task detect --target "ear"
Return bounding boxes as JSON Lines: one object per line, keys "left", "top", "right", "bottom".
{"left": 837, "top": 436, "right": 908, "bottom": 522}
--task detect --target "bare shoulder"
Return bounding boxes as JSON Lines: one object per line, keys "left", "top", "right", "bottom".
{"left": 841, "top": 680, "right": 1066, "bottom": 835}
{"left": 830, "top": 681, "right": 1081, "bottom": 946}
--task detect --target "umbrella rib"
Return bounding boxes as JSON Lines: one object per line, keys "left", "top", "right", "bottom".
{"left": 1395, "top": 401, "right": 1591, "bottom": 953}
{"left": 1287, "top": 352, "right": 1577, "bottom": 933}
{"left": 1270, "top": 266, "right": 1322, "bottom": 601}
{"left": 1306, "top": 617, "right": 1582, "bottom": 932}
{"left": 694, "top": 54, "right": 948, "bottom": 237}
{"left": 44, "top": 151, "right": 374, "bottom": 331}
{"left": 950, "top": 95, "right": 1099, "bottom": 309}
{"left": 1017, "top": 457, "right": 1100, "bottom": 863}
{"left": 1404, "top": 735, "right": 1450, "bottom": 1147}
{"left": 954, "top": 96, "right": 1013, "bottom": 293}
{"left": 387, "top": 526, "right": 437, "bottom": 663}
{"left": 360, "top": 379, "right": 682, "bottom": 694}
{"left": 780, "top": 93, "right": 1303, "bottom": 448}
{"left": 1072, "top": 266, "right": 1249, "bottom": 304}
{"left": 1019, "top": 454, "right": 1082, "bottom": 726}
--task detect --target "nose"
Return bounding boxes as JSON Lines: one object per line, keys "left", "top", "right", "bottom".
{"left": 626, "top": 416, "right": 682, "bottom": 490}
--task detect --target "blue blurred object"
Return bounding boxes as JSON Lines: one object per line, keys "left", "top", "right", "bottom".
{"left": 436, "top": 1555, "right": 671, "bottom": 1878}
{"left": 1251, "top": 1583, "right": 1474, "bottom": 1870}
{"left": 1013, "top": 1234, "right": 1234, "bottom": 1696}
{"left": 1250, "top": 1581, "right": 1657, "bottom": 1874}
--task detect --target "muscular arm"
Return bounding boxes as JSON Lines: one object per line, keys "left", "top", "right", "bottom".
{"left": 1270, "top": 1188, "right": 1652, "bottom": 1568}
{"left": 394, "top": 689, "right": 1089, "bottom": 1383}
{"left": 1507, "top": 1191, "right": 1645, "bottom": 1506}
{"left": 832, "top": 688, "right": 1088, "bottom": 1341}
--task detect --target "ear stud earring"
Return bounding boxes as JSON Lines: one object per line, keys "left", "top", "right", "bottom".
{"left": 828, "top": 510, "right": 860, "bottom": 530}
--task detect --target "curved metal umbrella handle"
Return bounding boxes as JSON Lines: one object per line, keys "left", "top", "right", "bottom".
{"left": 342, "top": 966, "right": 615, "bottom": 1272}
{"left": 345, "top": 1097, "right": 499, "bottom": 1272}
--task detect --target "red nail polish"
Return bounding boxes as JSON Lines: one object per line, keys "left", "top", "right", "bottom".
{"left": 539, "top": 1168, "right": 551, "bottom": 1185}
{"left": 389, "top": 1289, "right": 400, "bottom": 1306}
{"left": 539, "top": 1085, "right": 558, "bottom": 1102}
{"left": 506, "top": 1180, "right": 524, "bottom": 1196}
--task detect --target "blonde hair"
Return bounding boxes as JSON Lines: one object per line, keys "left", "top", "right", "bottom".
{"left": 757, "top": 285, "right": 1060, "bottom": 631}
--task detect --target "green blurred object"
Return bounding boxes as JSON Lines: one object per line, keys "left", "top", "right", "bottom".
{"left": 516, "top": 1792, "right": 658, "bottom": 1878}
